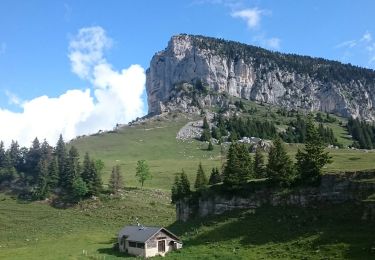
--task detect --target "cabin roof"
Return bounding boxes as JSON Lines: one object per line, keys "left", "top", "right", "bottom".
{"left": 118, "top": 226, "right": 181, "bottom": 243}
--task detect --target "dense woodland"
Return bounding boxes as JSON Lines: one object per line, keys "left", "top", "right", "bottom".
{"left": 347, "top": 118, "right": 375, "bottom": 149}
{"left": 174, "top": 116, "right": 331, "bottom": 201}
{"left": 0, "top": 135, "right": 103, "bottom": 202}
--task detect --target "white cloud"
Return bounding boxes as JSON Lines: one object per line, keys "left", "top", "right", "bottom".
{"left": 336, "top": 31, "right": 375, "bottom": 67}
{"left": 5, "top": 90, "right": 22, "bottom": 105}
{"left": 231, "top": 8, "right": 264, "bottom": 29}
{"left": 0, "top": 26, "right": 146, "bottom": 147}
{"left": 252, "top": 34, "right": 281, "bottom": 50}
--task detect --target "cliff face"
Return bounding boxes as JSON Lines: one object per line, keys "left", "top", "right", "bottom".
{"left": 146, "top": 34, "right": 375, "bottom": 119}
{"left": 176, "top": 171, "right": 375, "bottom": 222}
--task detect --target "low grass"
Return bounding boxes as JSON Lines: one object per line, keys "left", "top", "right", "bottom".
{"left": 2, "top": 192, "right": 373, "bottom": 259}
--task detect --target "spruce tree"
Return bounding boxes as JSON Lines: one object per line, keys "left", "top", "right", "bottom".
{"left": 194, "top": 162, "right": 208, "bottom": 190}
{"left": 253, "top": 148, "right": 266, "bottom": 178}
{"left": 209, "top": 167, "right": 221, "bottom": 185}
{"left": 55, "top": 135, "right": 67, "bottom": 186}
{"left": 266, "top": 137, "right": 294, "bottom": 187}
{"left": 48, "top": 157, "right": 59, "bottom": 189}
{"left": 223, "top": 142, "right": 240, "bottom": 187}
{"left": 26, "top": 138, "right": 42, "bottom": 184}
{"left": 171, "top": 174, "right": 180, "bottom": 203}
{"left": 33, "top": 159, "right": 50, "bottom": 200}
{"left": 203, "top": 116, "right": 209, "bottom": 129}
{"left": 64, "top": 146, "right": 80, "bottom": 190}
{"left": 109, "top": 165, "right": 124, "bottom": 194}
{"left": 81, "top": 152, "right": 102, "bottom": 195}
{"left": 295, "top": 116, "right": 332, "bottom": 186}
{"left": 179, "top": 169, "right": 191, "bottom": 197}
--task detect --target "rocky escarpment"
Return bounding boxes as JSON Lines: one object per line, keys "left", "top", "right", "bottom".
{"left": 176, "top": 171, "right": 375, "bottom": 221}
{"left": 146, "top": 34, "right": 375, "bottom": 120}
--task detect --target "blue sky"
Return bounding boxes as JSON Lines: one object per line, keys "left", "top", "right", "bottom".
{"left": 0, "top": 0, "right": 374, "bottom": 146}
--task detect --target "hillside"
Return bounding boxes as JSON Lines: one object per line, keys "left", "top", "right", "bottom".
{"left": 146, "top": 34, "right": 375, "bottom": 120}
{"left": 69, "top": 99, "right": 375, "bottom": 191}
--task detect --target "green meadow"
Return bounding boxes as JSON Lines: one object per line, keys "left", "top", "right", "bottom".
{"left": 1, "top": 107, "right": 375, "bottom": 259}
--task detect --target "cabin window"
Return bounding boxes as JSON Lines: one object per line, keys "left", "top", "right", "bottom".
{"left": 128, "top": 241, "right": 137, "bottom": 248}
{"left": 136, "top": 242, "right": 145, "bottom": 249}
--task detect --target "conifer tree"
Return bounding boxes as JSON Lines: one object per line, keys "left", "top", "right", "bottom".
{"left": 0, "top": 141, "right": 6, "bottom": 168}
{"left": 295, "top": 115, "right": 332, "bottom": 186}
{"left": 179, "top": 169, "right": 191, "bottom": 197}
{"left": 109, "top": 164, "right": 124, "bottom": 194}
{"left": 266, "top": 137, "right": 294, "bottom": 187}
{"left": 8, "top": 140, "right": 22, "bottom": 171}
{"left": 208, "top": 167, "right": 221, "bottom": 185}
{"left": 48, "top": 157, "right": 59, "bottom": 189}
{"left": 55, "top": 134, "right": 67, "bottom": 186}
{"left": 194, "top": 162, "right": 208, "bottom": 190}
{"left": 81, "top": 152, "right": 102, "bottom": 195}
{"left": 64, "top": 146, "right": 80, "bottom": 190}
{"left": 33, "top": 159, "right": 50, "bottom": 200}
{"left": 253, "top": 148, "right": 266, "bottom": 178}
{"left": 26, "top": 138, "right": 42, "bottom": 184}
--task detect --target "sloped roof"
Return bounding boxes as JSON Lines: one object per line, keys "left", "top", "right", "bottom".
{"left": 118, "top": 226, "right": 181, "bottom": 243}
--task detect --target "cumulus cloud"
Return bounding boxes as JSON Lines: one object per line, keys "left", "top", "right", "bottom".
{"left": 0, "top": 26, "right": 146, "bottom": 147}
{"left": 231, "top": 8, "right": 264, "bottom": 29}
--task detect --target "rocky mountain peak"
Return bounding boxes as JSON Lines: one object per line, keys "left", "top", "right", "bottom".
{"left": 146, "top": 34, "right": 375, "bottom": 120}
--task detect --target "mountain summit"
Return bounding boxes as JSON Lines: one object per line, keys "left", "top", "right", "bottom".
{"left": 146, "top": 34, "right": 375, "bottom": 119}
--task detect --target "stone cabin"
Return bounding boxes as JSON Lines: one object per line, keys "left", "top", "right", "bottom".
{"left": 118, "top": 225, "right": 182, "bottom": 258}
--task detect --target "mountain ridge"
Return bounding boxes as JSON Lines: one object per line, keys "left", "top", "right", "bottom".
{"left": 146, "top": 34, "right": 375, "bottom": 120}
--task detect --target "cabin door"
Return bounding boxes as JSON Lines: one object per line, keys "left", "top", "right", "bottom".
{"left": 158, "top": 240, "right": 165, "bottom": 252}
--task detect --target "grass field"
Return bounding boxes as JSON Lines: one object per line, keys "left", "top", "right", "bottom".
{"left": 1, "top": 192, "right": 374, "bottom": 259}
{"left": 2, "top": 102, "right": 375, "bottom": 259}
{"left": 70, "top": 112, "right": 375, "bottom": 192}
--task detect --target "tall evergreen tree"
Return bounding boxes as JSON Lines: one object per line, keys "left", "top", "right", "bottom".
{"left": 266, "top": 137, "right": 294, "bottom": 187}
{"left": 172, "top": 169, "right": 191, "bottom": 203}
{"left": 64, "top": 146, "right": 80, "bottom": 190}
{"left": 26, "top": 138, "right": 42, "bottom": 184}
{"left": 48, "top": 157, "right": 59, "bottom": 189}
{"left": 0, "top": 141, "right": 6, "bottom": 168}
{"left": 55, "top": 134, "right": 67, "bottom": 186}
{"left": 108, "top": 164, "right": 124, "bottom": 194}
{"left": 8, "top": 140, "right": 22, "bottom": 171}
{"left": 208, "top": 167, "right": 221, "bottom": 185}
{"left": 203, "top": 116, "right": 209, "bottom": 129}
{"left": 194, "top": 162, "right": 208, "bottom": 190}
{"left": 295, "top": 116, "right": 332, "bottom": 186}
{"left": 33, "top": 159, "right": 50, "bottom": 200}
{"left": 253, "top": 148, "right": 266, "bottom": 178}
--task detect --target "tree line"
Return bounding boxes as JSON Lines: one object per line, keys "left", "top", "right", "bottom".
{"left": 0, "top": 135, "right": 103, "bottom": 201}
{"left": 347, "top": 117, "right": 375, "bottom": 149}
{"left": 172, "top": 115, "right": 331, "bottom": 202}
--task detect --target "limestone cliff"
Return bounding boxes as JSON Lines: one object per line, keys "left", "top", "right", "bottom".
{"left": 146, "top": 34, "right": 375, "bottom": 119}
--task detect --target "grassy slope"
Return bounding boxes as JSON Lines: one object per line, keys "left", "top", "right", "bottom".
{"left": 71, "top": 115, "right": 222, "bottom": 190}
{"left": 2, "top": 101, "right": 375, "bottom": 259}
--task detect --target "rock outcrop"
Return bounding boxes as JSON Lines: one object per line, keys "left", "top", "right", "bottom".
{"left": 146, "top": 34, "right": 375, "bottom": 119}
{"left": 176, "top": 171, "right": 375, "bottom": 221}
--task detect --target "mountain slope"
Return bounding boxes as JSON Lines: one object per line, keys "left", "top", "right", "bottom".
{"left": 146, "top": 34, "right": 375, "bottom": 120}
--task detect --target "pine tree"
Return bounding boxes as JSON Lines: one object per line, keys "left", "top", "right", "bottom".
{"left": 109, "top": 164, "right": 124, "bottom": 194}
{"left": 25, "top": 138, "right": 42, "bottom": 184}
{"left": 253, "top": 148, "right": 266, "bottom": 178}
{"left": 179, "top": 169, "right": 191, "bottom": 197}
{"left": 266, "top": 137, "right": 294, "bottom": 187}
{"left": 194, "top": 162, "right": 208, "bottom": 190}
{"left": 171, "top": 174, "right": 180, "bottom": 203}
{"left": 72, "top": 176, "right": 88, "bottom": 201}
{"left": 208, "top": 167, "right": 221, "bottom": 185}
{"left": 0, "top": 141, "right": 6, "bottom": 168}
{"left": 33, "top": 159, "right": 50, "bottom": 200}
{"left": 200, "top": 129, "right": 211, "bottom": 142}
{"left": 81, "top": 152, "right": 102, "bottom": 195}
{"left": 295, "top": 115, "right": 332, "bottom": 186}
{"left": 223, "top": 143, "right": 241, "bottom": 187}
{"left": 55, "top": 135, "right": 67, "bottom": 186}
{"left": 64, "top": 146, "right": 80, "bottom": 190}
{"left": 237, "top": 144, "right": 253, "bottom": 182}
{"left": 48, "top": 157, "right": 59, "bottom": 189}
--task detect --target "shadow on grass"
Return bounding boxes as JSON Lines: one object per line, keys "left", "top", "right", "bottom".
{"left": 167, "top": 204, "right": 375, "bottom": 259}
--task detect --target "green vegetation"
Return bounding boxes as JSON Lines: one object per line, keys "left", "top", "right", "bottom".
{"left": 347, "top": 117, "right": 375, "bottom": 149}
{"left": 135, "top": 159, "right": 151, "bottom": 187}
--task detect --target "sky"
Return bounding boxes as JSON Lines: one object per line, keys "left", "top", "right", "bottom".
{"left": 0, "top": 0, "right": 374, "bottom": 147}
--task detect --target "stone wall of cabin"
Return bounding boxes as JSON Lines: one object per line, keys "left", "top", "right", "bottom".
{"left": 176, "top": 171, "right": 375, "bottom": 221}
